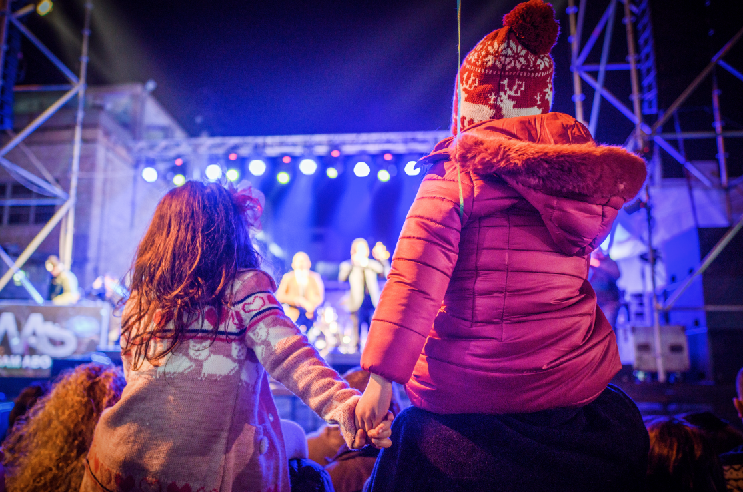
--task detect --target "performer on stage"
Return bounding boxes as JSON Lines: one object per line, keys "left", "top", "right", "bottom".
{"left": 45, "top": 255, "right": 80, "bottom": 306}
{"left": 338, "top": 238, "right": 387, "bottom": 351}
{"left": 276, "top": 251, "right": 325, "bottom": 330}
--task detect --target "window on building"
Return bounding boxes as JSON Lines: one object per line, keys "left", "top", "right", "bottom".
{"left": 1, "top": 182, "right": 58, "bottom": 226}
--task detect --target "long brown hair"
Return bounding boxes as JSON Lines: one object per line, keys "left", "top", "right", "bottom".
{"left": 2, "top": 363, "right": 125, "bottom": 492}
{"left": 122, "top": 181, "right": 260, "bottom": 368}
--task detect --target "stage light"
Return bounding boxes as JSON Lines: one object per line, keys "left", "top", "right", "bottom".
{"left": 205, "top": 164, "right": 222, "bottom": 181}
{"left": 248, "top": 159, "right": 266, "bottom": 176}
{"left": 299, "top": 158, "right": 318, "bottom": 175}
{"left": 404, "top": 160, "right": 420, "bottom": 176}
{"left": 353, "top": 161, "right": 370, "bottom": 177}
{"left": 37, "top": 0, "right": 52, "bottom": 16}
{"left": 142, "top": 167, "right": 158, "bottom": 183}
{"left": 330, "top": 149, "right": 341, "bottom": 158}
{"left": 377, "top": 169, "right": 391, "bottom": 182}
{"left": 383, "top": 153, "right": 393, "bottom": 161}
{"left": 174, "top": 157, "right": 184, "bottom": 166}
{"left": 226, "top": 168, "right": 240, "bottom": 182}
{"left": 282, "top": 156, "right": 292, "bottom": 164}
{"left": 173, "top": 173, "right": 186, "bottom": 186}
{"left": 277, "top": 171, "right": 291, "bottom": 184}
{"left": 326, "top": 167, "right": 338, "bottom": 179}
{"left": 228, "top": 153, "right": 238, "bottom": 161}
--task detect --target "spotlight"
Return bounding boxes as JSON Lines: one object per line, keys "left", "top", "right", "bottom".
{"left": 330, "top": 149, "right": 341, "bottom": 158}
{"left": 205, "top": 164, "right": 222, "bottom": 181}
{"left": 299, "top": 158, "right": 318, "bottom": 175}
{"left": 142, "top": 167, "right": 158, "bottom": 183}
{"left": 36, "top": 0, "right": 52, "bottom": 16}
{"left": 383, "top": 153, "right": 393, "bottom": 161}
{"left": 173, "top": 174, "right": 186, "bottom": 186}
{"left": 225, "top": 169, "right": 240, "bottom": 182}
{"left": 377, "top": 169, "right": 391, "bottom": 182}
{"left": 404, "top": 160, "right": 420, "bottom": 176}
{"left": 228, "top": 153, "right": 238, "bottom": 161}
{"left": 282, "top": 156, "right": 292, "bottom": 164}
{"left": 353, "top": 161, "right": 370, "bottom": 177}
{"left": 326, "top": 167, "right": 338, "bottom": 179}
{"left": 277, "top": 171, "right": 291, "bottom": 184}
{"left": 248, "top": 159, "right": 266, "bottom": 176}
{"left": 174, "top": 157, "right": 184, "bottom": 166}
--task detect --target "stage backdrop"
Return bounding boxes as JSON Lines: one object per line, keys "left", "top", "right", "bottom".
{"left": 0, "top": 302, "right": 111, "bottom": 377}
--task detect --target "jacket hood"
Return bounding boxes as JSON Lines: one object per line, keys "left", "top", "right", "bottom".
{"left": 424, "top": 113, "right": 647, "bottom": 201}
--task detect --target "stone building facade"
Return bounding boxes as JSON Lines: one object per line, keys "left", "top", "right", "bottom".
{"left": 0, "top": 84, "right": 186, "bottom": 300}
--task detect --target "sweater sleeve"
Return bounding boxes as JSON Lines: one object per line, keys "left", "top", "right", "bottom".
{"left": 361, "top": 161, "right": 473, "bottom": 384}
{"left": 238, "top": 272, "right": 360, "bottom": 447}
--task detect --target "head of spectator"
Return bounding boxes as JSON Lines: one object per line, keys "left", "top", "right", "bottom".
{"left": 682, "top": 412, "right": 743, "bottom": 456}
{"left": 646, "top": 416, "right": 727, "bottom": 492}
{"left": 6, "top": 381, "right": 50, "bottom": 436}
{"left": 1, "top": 363, "right": 125, "bottom": 492}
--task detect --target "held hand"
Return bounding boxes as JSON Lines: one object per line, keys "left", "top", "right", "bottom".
{"left": 350, "top": 411, "right": 394, "bottom": 450}
{"left": 367, "top": 411, "right": 394, "bottom": 449}
{"left": 355, "top": 374, "right": 393, "bottom": 433}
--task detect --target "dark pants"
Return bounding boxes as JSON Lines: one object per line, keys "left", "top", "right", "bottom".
{"left": 367, "top": 385, "right": 649, "bottom": 492}
{"left": 351, "top": 294, "right": 375, "bottom": 350}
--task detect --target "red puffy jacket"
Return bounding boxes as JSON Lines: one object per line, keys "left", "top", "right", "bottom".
{"left": 361, "top": 113, "right": 647, "bottom": 414}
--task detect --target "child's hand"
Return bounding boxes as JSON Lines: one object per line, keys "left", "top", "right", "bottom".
{"left": 367, "top": 411, "right": 394, "bottom": 448}
{"left": 355, "top": 373, "right": 393, "bottom": 432}
{"left": 350, "top": 411, "right": 394, "bottom": 450}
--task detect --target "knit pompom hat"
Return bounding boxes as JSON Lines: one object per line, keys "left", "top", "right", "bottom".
{"left": 452, "top": 0, "right": 559, "bottom": 134}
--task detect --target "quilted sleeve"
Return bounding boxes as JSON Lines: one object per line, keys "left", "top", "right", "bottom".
{"left": 361, "top": 161, "right": 473, "bottom": 384}
{"left": 238, "top": 271, "right": 360, "bottom": 447}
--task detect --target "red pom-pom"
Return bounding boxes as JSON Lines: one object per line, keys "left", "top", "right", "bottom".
{"left": 502, "top": 0, "right": 559, "bottom": 55}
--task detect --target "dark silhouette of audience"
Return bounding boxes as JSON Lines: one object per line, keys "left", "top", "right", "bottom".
{"left": 645, "top": 416, "right": 727, "bottom": 492}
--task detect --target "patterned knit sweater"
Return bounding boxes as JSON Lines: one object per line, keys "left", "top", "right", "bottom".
{"left": 81, "top": 270, "right": 360, "bottom": 492}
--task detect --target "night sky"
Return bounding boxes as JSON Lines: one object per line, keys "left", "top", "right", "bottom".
{"left": 15, "top": 0, "right": 743, "bottom": 151}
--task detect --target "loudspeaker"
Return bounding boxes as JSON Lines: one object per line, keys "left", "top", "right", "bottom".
{"left": 632, "top": 325, "right": 690, "bottom": 373}
{"left": 663, "top": 227, "right": 743, "bottom": 382}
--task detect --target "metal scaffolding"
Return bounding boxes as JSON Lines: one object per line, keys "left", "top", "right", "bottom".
{"left": 0, "top": 1, "right": 93, "bottom": 301}
{"left": 567, "top": 0, "right": 743, "bottom": 382}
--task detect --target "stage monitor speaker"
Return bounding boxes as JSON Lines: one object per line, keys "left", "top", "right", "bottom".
{"left": 632, "top": 325, "right": 690, "bottom": 373}
{"left": 662, "top": 227, "right": 743, "bottom": 383}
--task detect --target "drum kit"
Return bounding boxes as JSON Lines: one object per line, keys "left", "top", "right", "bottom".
{"left": 304, "top": 305, "right": 359, "bottom": 356}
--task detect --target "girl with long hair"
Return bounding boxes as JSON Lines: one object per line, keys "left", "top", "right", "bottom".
{"left": 81, "top": 181, "right": 390, "bottom": 492}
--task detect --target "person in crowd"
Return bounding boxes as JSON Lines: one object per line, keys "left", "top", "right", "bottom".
{"left": 45, "top": 255, "right": 80, "bottom": 305}
{"left": 2, "top": 381, "right": 50, "bottom": 442}
{"left": 681, "top": 411, "right": 743, "bottom": 456}
{"left": 276, "top": 252, "right": 325, "bottom": 330}
{"left": 80, "top": 181, "right": 392, "bottom": 492}
{"left": 720, "top": 367, "right": 743, "bottom": 491}
{"left": 339, "top": 239, "right": 387, "bottom": 351}
{"left": 354, "top": 1, "right": 649, "bottom": 490}
{"left": 589, "top": 248, "right": 622, "bottom": 329}
{"left": 645, "top": 416, "right": 727, "bottom": 492}
{"left": 1, "top": 363, "right": 124, "bottom": 492}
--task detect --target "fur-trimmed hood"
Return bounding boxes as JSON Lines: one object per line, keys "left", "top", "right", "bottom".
{"left": 423, "top": 112, "right": 647, "bottom": 201}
